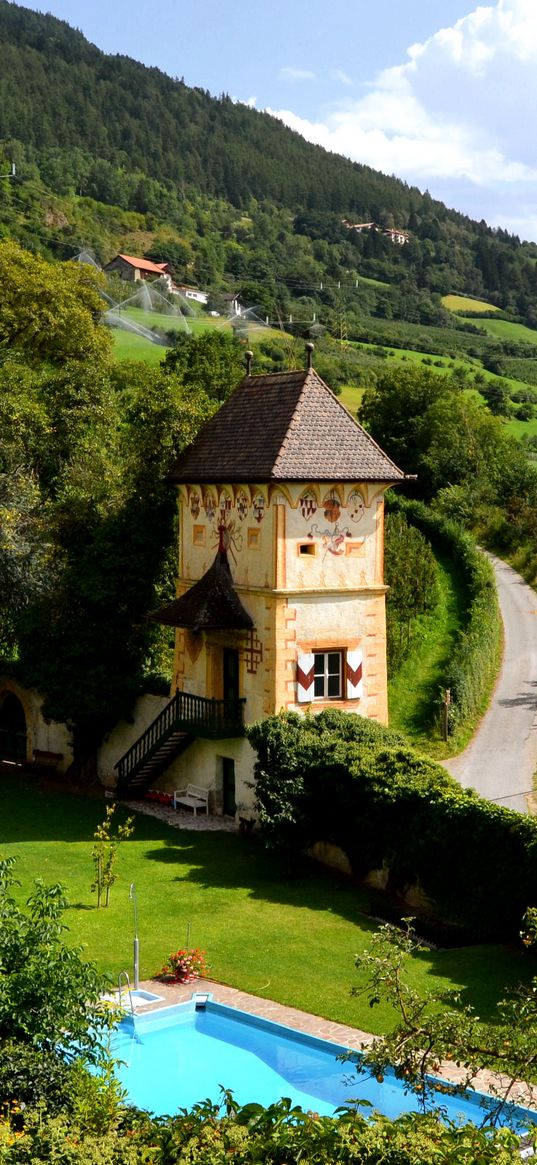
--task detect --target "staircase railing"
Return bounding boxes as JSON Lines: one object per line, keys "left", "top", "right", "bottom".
{"left": 114, "top": 690, "right": 246, "bottom": 788}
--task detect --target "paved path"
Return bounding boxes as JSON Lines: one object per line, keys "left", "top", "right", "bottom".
{"left": 444, "top": 554, "right": 537, "bottom": 812}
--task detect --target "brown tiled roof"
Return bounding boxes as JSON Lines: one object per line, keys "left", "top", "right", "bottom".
{"left": 148, "top": 551, "right": 253, "bottom": 632}
{"left": 107, "top": 254, "right": 170, "bottom": 274}
{"left": 169, "top": 368, "right": 404, "bottom": 483}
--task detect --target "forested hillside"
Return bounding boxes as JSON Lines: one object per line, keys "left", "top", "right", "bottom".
{"left": 2, "top": 0, "right": 537, "bottom": 327}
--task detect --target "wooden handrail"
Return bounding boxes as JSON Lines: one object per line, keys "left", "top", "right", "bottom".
{"left": 114, "top": 691, "right": 245, "bottom": 786}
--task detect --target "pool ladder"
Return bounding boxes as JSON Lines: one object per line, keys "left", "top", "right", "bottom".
{"left": 118, "top": 970, "right": 135, "bottom": 1022}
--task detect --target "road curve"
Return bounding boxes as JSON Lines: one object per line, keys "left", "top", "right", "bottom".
{"left": 444, "top": 553, "right": 537, "bottom": 813}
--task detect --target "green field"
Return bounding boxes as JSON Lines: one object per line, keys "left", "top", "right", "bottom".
{"left": 110, "top": 306, "right": 286, "bottom": 343}
{"left": 112, "top": 328, "right": 170, "bottom": 363}
{"left": 0, "top": 777, "right": 531, "bottom": 1035}
{"left": 356, "top": 273, "right": 391, "bottom": 289}
{"left": 470, "top": 317, "right": 537, "bottom": 345}
{"left": 110, "top": 309, "right": 291, "bottom": 365}
{"left": 442, "top": 294, "right": 500, "bottom": 313}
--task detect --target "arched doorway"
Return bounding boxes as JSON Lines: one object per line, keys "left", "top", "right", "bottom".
{"left": 0, "top": 693, "right": 27, "bottom": 763}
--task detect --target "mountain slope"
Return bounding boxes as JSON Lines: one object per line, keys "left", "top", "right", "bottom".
{"left": 0, "top": 1, "right": 472, "bottom": 222}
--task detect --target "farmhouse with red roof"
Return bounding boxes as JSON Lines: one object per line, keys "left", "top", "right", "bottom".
{"left": 104, "top": 253, "right": 172, "bottom": 282}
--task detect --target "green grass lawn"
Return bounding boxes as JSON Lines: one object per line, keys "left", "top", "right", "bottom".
{"left": 356, "top": 274, "right": 391, "bottom": 289}
{"left": 338, "top": 384, "right": 363, "bottom": 414}
{"left": 442, "top": 294, "right": 500, "bottom": 313}
{"left": 112, "top": 306, "right": 286, "bottom": 344}
{"left": 388, "top": 555, "right": 467, "bottom": 757}
{"left": 112, "top": 329, "right": 170, "bottom": 363}
{"left": 470, "top": 317, "right": 537, "bottom": 344}
{"left": 0, "top": 776, "right": 532, "bottom": 1035}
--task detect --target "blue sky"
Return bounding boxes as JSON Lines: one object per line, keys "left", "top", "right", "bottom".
{"left": 20, "top": 0, "right": 537, "bottom": 240}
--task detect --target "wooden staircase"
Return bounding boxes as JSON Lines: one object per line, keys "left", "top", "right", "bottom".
{"left": 114, "top": 689, "right": 245, "bottom": 798}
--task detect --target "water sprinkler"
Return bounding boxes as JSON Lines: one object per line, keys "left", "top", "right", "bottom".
{"left": 129, "top": 882, "right": 139, "bottom": 990}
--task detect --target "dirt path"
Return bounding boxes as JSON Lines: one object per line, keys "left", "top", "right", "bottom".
{"left": 444, "top": 554, "right": 537, "bottom": 813}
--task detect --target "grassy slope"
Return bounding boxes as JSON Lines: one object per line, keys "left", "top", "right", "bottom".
{"left": 471, "top": 317, "right": 537, "bottom": 344}
{"left": 442, "top": 294, "right": 500, "bottom": 313}
{"left": 112, "top": 329, "right": 170, "bottom": 363}
{"left": 388, "top": 556, "right": 467, "bottom": 757}
{"left": 0, "top": 777, "right": 531, "bottom": 1033}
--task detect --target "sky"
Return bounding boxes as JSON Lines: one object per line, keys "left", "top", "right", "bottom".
{"left": 18, "top": 0, "right": 537, "bottom": 240}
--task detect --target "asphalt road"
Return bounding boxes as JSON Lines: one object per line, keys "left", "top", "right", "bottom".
{"left": 444, "top": 554, "right": 537, "bottom": 813}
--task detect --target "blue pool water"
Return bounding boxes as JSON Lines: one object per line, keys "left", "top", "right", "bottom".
{"left": 111, "top": 999, "right": 537, "bottom": 1129}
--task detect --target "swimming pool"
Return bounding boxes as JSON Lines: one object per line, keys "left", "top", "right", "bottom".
{"left": 112, "top": 997, "right": 536, "bottom": 1129}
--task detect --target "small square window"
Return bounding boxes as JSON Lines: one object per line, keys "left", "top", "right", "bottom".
{"left": 313, "top": 651, "right": 343, "bottom": 699}
{"left": 298, "top": 542, "right": 316, "bottom": 556}
{"left": 192, "top": 525, "right": 206, "bottom": 546}
{"left": 248, "top": 528, "right": 260, "bottom": 548}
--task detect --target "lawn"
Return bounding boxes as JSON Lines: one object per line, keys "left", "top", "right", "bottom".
{"left": 442, "top": 294, "right": 500, "bottom": 313}
{"left": 473, "top": 317, "right": 537, "bottom": 345}
{"left": 112, "top": 329, "right": 170, "bottom": 363}
{"left": 0, "top": 776, "right": 532, "bottom": 1036}
{"left": 112, "top": 306, "right": 286, "bottom": 344}
{"left": 388, "top": 555, "right": 468, "bottom": 756}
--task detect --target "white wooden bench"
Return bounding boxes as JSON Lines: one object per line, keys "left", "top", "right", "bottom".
{"left": 172, "top": 784, "right": 212, "bottom": 816}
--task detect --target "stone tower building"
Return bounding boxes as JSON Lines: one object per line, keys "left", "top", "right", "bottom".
{"left": 115, "top": 357, "right": 404, "bottom": 813}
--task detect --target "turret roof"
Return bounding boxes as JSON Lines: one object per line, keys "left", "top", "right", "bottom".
{"left": 169, "top": 367, "right": 404, "bottom": 484}
{"left": 148, "top": 550, "right": 253, "bottom": 632}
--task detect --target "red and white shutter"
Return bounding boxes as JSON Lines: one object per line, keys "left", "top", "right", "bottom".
{"left": 297, "top": 653, "right": 315, "bottom": 703}
{"left": 346, "top": 649, "right": 363, "bottom": 699}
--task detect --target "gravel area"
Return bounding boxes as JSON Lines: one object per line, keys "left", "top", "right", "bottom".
{"left": 120, "top": 800, "right": 238, "bottom": 831}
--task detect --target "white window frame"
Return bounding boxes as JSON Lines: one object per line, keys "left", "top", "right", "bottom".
{"left": 313, "top": 650, "right": 343, "bottom": 700}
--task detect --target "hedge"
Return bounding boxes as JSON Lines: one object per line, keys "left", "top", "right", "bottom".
{"left": 248, "top": 711, "right": 537, "bottom": 939}
{"left": 387, "top": 495, "right": 502, "bottom": 737}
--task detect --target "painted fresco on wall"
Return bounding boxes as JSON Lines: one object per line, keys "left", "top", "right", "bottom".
{"left": 203, "top": 490, "right": 217, "bottom": 522}
{"left": 236, "top": 490, "right": 249, "bottom": 522}
{"left": 189, "top": 490, "right": 201, "bottom": 519}
{"left": 299, "top": 490, "right": 317, "bottom": 520}
{"left": 347, "top": 490, "right": 365, "bottom": 523}
{"left": 308, "top": 522, "right": 351, "bottom": 557}
{"left": 252, "top": 493, "right": 266, "bottom": 523}
{"left": 322, "top": 491, "right": 341, "bottom": 523}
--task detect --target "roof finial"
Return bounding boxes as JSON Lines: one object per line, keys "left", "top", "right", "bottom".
{"left": 305, "top": 341, "right": 314, "bottom": 369}
{"left": 245, "top": 350, "right": 254, "bottom": 376}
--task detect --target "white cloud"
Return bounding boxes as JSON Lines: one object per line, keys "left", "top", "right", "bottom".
{"left": 279, "top": 67, "right": 316, "bottom": 82}
{"left": 268, "top": 1, "right": 537, "bottom": 238}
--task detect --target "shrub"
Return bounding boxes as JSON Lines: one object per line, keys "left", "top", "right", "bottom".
{"left": 249, "top": 711, "right": 537, "bottom": 939}
{"left": 0, "top": 857, "right": 108, "bottom": 1059}
{"left": 0, "top": 1042, "right": 76, "bottom": 1113}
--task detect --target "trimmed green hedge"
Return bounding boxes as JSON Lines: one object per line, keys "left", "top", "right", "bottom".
{"left": 248, "top": 711, "right": 537, "bottom": 939}
{"left": 387, "top": 496, "right": 502, "bottom": 736}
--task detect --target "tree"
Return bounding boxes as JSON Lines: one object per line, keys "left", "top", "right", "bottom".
{"left": 0, "top": 240, "right": 111, "bottom": 365}
{"left": 162, "top": 330, "right": 246, "bottom": 400}
{"left": 359, "top": 366, "right": 447, "bottom": 483}
{"left": 91, "top": 804, "right": 134, "bottom": 907}
{"left": 16, "top": 365, "right": 215, "bottom": 764}
{"left": 352, "top": 920, "right": 537, "bottom": 1133}
{"left": 0, "top": 856, "right": 108, "bottom": 1059}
